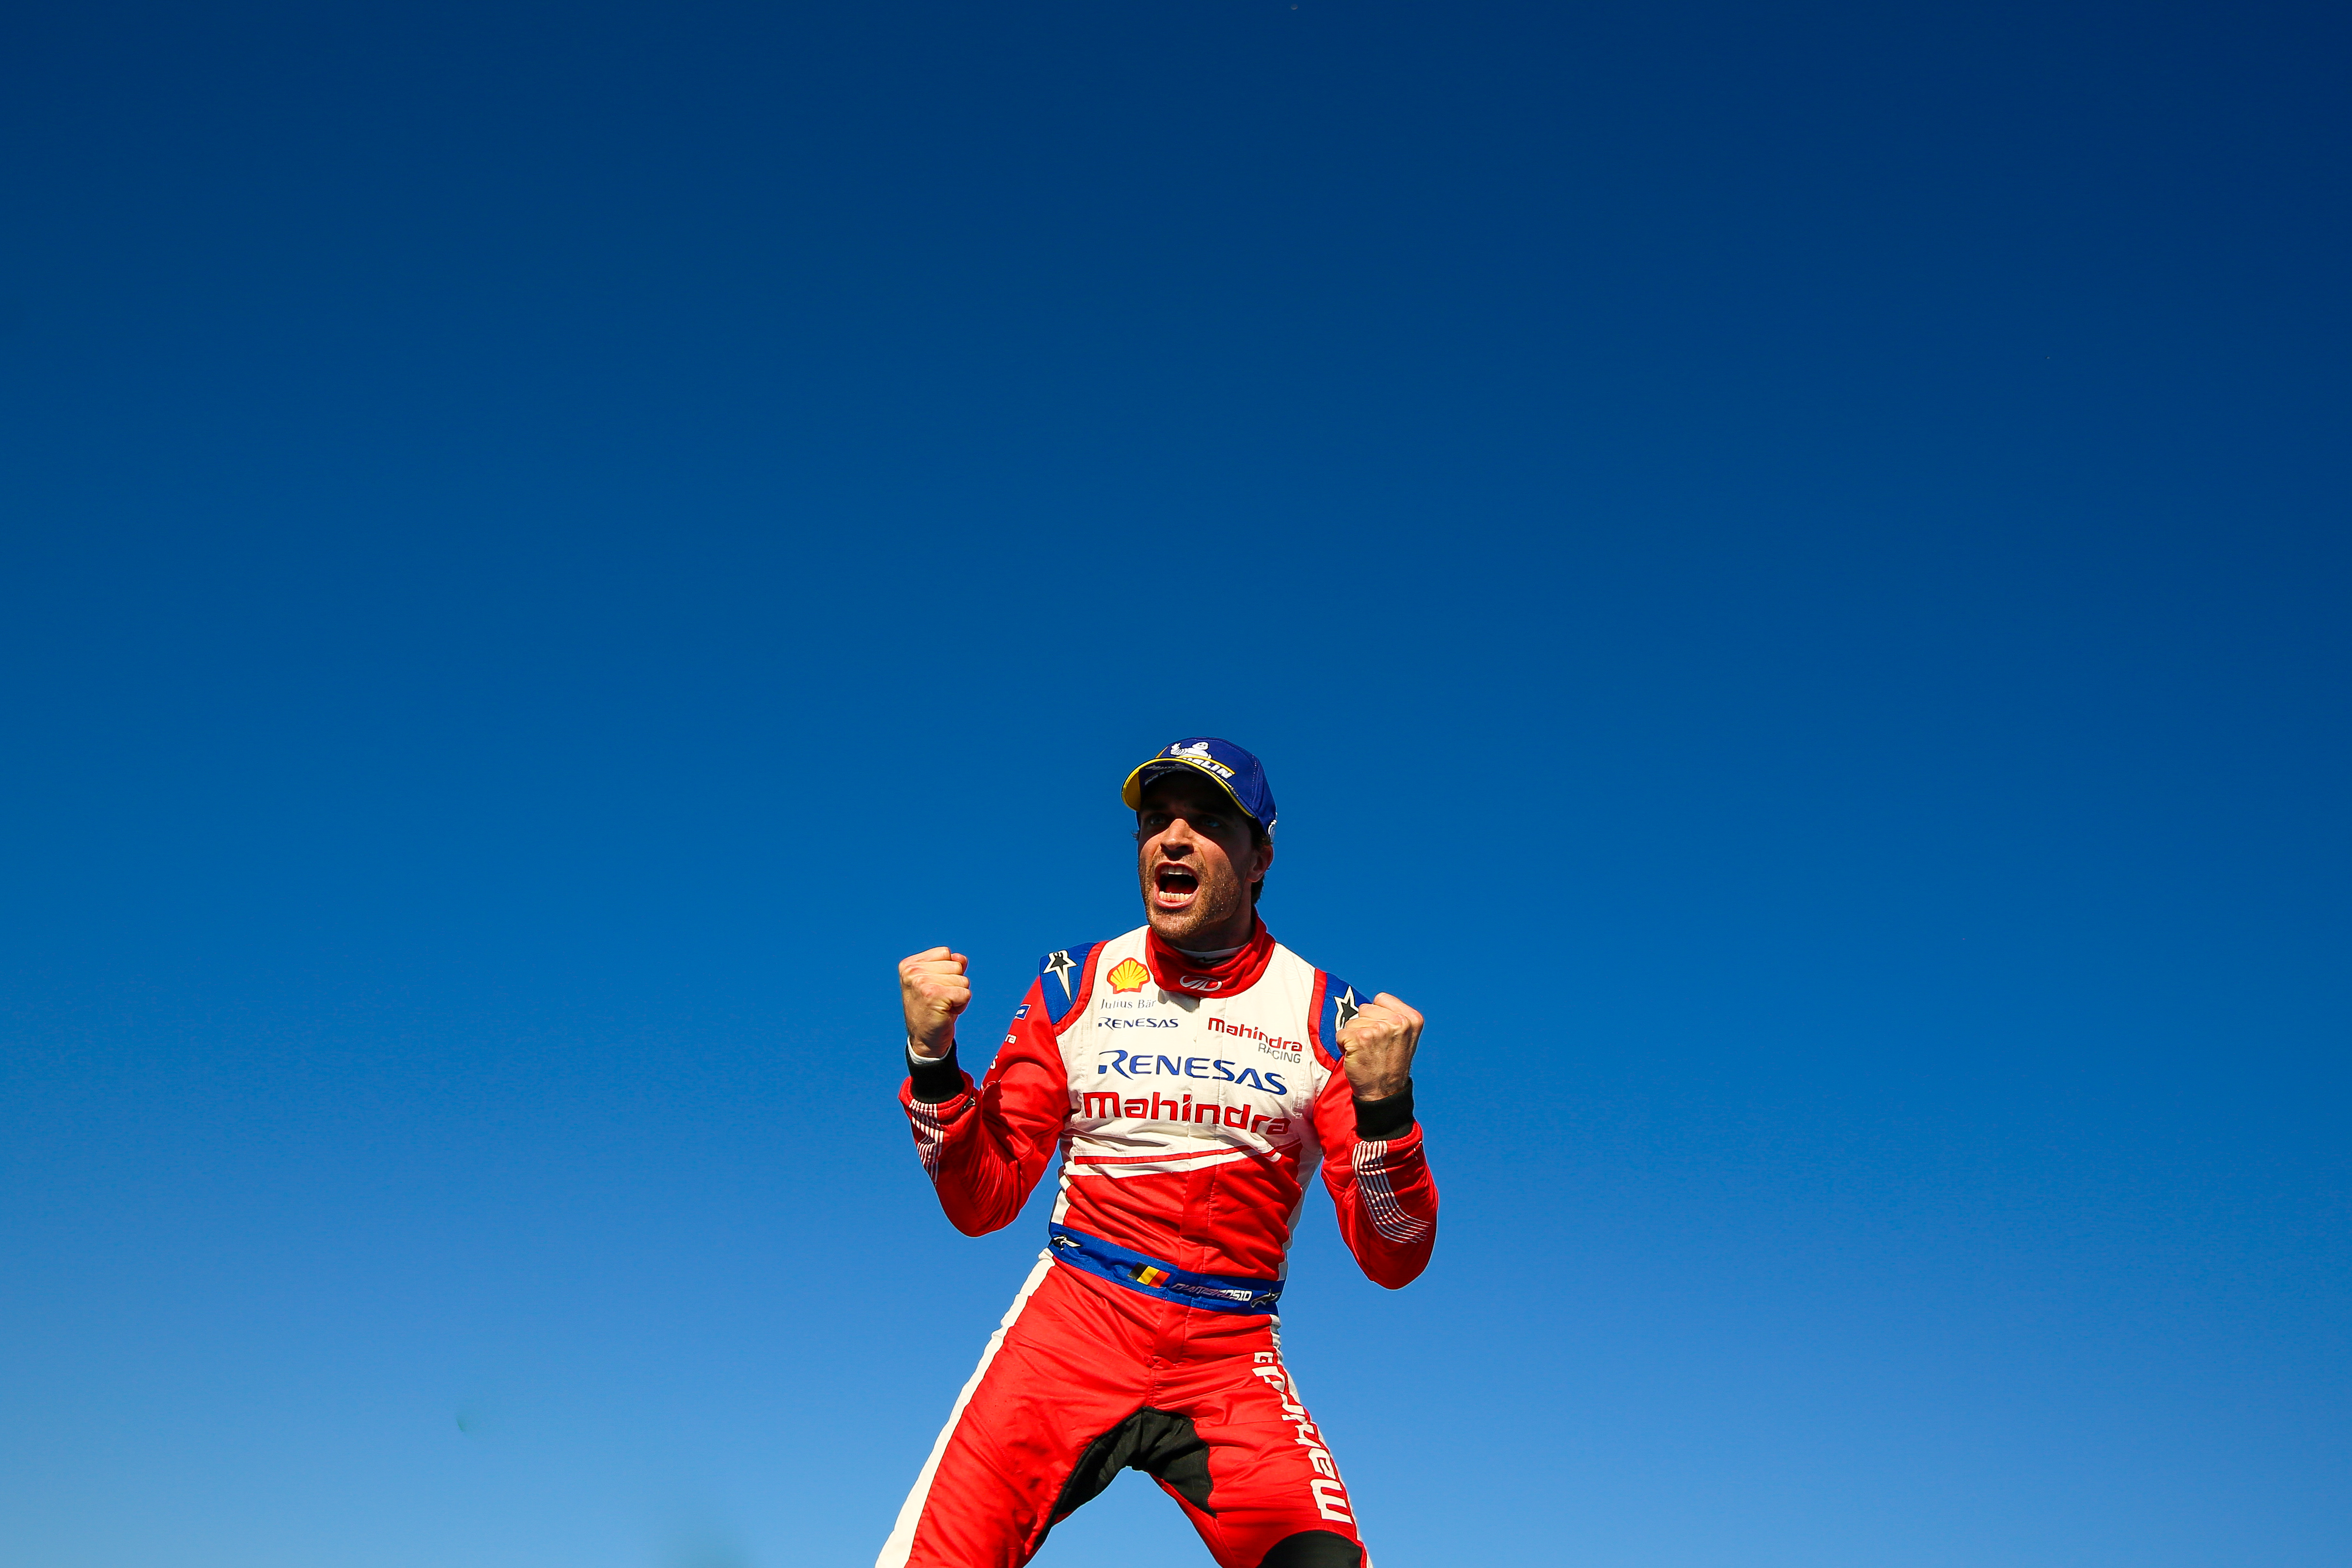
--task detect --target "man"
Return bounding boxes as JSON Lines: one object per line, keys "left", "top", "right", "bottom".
{"left": 878, "top": 737, "right": 1438, "bottom": 1568}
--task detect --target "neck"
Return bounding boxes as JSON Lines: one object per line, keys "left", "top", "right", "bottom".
{"left": 1152, "top": 911, "right": 1257, "bottom": 954}
{"left": 1141, "top": 913, "right": 1275, "bottom": 997}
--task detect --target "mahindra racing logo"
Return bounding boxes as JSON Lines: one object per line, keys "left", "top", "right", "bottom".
{"left": 1204, "top": 1017, "right": 1304, "bottom": 1056}
{"left": 1176, "top": 974, "right": 1225, "bottom": 992}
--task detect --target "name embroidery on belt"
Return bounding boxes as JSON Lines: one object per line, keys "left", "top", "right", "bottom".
{"left": 1046, "top": 1225, "right": 1283, "bottom": 1315}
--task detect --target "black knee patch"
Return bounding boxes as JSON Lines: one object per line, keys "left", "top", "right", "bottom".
{"left": 1257, "top": 1529, "right": 1364, "bottom": 1568}
{"left": 1049, "top": 1406, "right": 1216, "bottom": 1522}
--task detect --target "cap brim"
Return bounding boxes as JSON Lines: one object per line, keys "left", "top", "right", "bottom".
{"left": 1121, "top": 757, "right": 1261, "bottom": 823}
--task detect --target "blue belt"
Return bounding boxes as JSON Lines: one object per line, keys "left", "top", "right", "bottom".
{"left": 1046, "top": 1224, "right": 1284, "bottom": 1316}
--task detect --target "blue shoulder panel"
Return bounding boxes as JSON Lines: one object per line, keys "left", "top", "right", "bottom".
{"left": 1318, "top": 973, "right": 1369, "bottom": 1058}
{"left": 1038, "top": 942, "right": 1101, "bottom": 1026}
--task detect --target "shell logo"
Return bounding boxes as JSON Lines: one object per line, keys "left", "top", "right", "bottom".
{"left": 1106, "top": 957, "right": 1152, "bottom": 994}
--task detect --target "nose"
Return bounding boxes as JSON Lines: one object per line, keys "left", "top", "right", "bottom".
{"left": 1158, "top": 816, "right": 1199, "bottom": 851}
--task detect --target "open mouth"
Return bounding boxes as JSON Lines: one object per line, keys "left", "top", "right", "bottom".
{"left": 1153, "top": 863, "right": 1200, "bottom": 906}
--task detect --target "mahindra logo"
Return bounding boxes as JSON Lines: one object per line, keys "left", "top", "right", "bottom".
{"left": 1178, "top": 975, "right": 1225, "bottom": 992}
{"left": 1204, "top": 1017, "right": 1303, "bottom": 1054}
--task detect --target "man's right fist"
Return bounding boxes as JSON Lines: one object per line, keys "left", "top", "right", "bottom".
{"left": 900, "top": 947, "right": 971, "bottom": 1059}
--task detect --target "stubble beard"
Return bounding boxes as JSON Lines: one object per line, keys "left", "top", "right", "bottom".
{"left": 1142, "top": 863, "right": 1247, "bottom": 948}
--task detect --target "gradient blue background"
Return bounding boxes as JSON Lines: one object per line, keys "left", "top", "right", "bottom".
{"left": 3, "top": 3, "right": 2346, "bottom": 1564}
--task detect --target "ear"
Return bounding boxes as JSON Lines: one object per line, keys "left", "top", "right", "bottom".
{"left": 1251, "top": 833, "right": 1275, "bottom": 884}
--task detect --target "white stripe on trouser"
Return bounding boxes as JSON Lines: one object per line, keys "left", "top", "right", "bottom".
{"left": 874, "top": 1251, "right": 1057, "bottom": 1568}
{"left": 1299, "top": 1366, "right": 1381, "bottom": 1568}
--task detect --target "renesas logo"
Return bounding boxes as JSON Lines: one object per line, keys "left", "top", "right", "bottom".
{"left": 1096, "top": 1015, "right": 1178, "bottom": 1032}
{"left": 1096, "top": 1050, "right": 1290, "bottom": 1095}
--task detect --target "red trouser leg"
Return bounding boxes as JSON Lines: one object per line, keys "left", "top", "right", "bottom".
{"left": 877, "top": 1256, "right": 1145, "bottom": 1567}
{"left": 1143, "top": 1308, "right": 1368, "bottom": 1568}
{"left": 876, "top": 1258, "right": 1368, "bottom": 1568}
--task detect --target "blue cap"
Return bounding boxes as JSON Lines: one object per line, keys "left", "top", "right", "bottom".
{"left": 1121, "top": 738, "right": 1277, "bottom": 834}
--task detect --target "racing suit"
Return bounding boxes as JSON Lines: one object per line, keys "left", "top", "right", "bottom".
{"left": 879, "top": 920, "right": 1438, "bottom": 1568}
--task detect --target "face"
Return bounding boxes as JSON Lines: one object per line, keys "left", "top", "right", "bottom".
{"left": 1135, "top": 772, "right": 1274, "bottom": 949}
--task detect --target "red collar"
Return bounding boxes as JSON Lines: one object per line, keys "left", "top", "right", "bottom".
{"left": 1144, "top": 919, "right": 1277, "bottom": 998}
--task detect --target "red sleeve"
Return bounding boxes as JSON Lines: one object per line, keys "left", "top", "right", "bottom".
{"left": 1309, "top": 1068, "right": 1439, "bottom": 1288}
{"left": 898, "top": 978, "right": 1070, "bottom": 1236}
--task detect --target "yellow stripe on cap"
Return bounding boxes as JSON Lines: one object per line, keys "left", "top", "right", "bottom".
{"left": 1121, "top": 756, "right": 1260, "bottom": 822}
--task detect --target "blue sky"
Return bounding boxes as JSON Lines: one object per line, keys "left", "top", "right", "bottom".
{"left": 2, "top": 2, "right": 2346, "bottom": 1564}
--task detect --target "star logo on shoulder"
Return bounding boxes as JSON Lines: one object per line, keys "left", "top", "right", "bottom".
{"left": 1044, "top": 950, "right": 1077, "bottom": 998}
{"left": 1332, "top": 986, "right": 1362, "bottom": 1037}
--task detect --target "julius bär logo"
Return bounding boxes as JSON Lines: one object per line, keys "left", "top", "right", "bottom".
{"left": 1106, "top": 957, "right": 1151, "bottom": 994}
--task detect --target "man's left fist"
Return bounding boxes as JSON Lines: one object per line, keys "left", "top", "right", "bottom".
{"left": 1337, "top": 993, "right": 1422, "bottom": 1102}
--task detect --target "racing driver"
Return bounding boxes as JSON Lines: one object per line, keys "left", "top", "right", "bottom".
{"left": 878, "top": 737, "right": 1438, "bottom": 1568}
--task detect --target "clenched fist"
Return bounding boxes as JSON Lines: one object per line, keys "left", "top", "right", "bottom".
{"left": 900, "top": 947, "right": 972, "bottom": 1059}
{"left": 1338, "top": 993, "right": 1423, "bottom": 1102}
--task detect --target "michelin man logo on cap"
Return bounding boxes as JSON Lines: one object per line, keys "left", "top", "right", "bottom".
{"left": 1121, "top": 736, "right": 1277, "bottom": 833}
{"left": 1166, "top": 740, "right": 1233, "bottom": 780}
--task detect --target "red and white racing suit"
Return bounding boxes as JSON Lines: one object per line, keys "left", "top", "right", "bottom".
{"left": 880, "top": 921, "right": 1438, "bottom": 1568}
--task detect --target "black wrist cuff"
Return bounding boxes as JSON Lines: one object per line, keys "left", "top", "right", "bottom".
{"left": 906, "top": 1043, "right": 965, "bottom": 1104}
{"left": 1353, "top": 1080, "right": 1415, "bottom": 1140}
